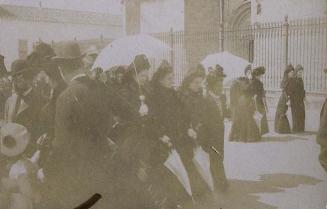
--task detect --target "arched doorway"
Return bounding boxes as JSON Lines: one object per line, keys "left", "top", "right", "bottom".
{"left": 225, "top": 1, "right": 253, "bottom": 61}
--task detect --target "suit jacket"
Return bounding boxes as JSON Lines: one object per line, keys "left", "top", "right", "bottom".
{"left": 4, "top": 88, "right": 45, "bottom": 141}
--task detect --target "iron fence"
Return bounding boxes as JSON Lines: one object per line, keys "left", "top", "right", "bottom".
{"left": 152, "top": 16, "right": 327, "bottom": 92}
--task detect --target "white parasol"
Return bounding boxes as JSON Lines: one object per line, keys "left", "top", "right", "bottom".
{"left": 201, "top": 51, "right": 251, "bottom": 85}
{"left": 92, "top": 34, "right": 171, "bottom": 71}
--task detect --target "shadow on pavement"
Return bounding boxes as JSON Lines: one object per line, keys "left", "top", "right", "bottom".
{"left": 186, "top": 173, "right": 321, "bottom": 209}
{"left": 260, "top": 133, "right": 315, "bottom": 143}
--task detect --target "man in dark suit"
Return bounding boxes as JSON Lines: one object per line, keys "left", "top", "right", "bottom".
{"left": 4, "top": 59, "right": 45, "bottom": 152}
{"left": 317, "top": 68, "right": 327, "bottom": 173}
{"left": 44, "top": 42, "right": 114, "bottom": 209}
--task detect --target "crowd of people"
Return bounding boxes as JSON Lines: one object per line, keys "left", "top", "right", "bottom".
{"left": 0, "top": 41, "right": 326, "bottom": 209}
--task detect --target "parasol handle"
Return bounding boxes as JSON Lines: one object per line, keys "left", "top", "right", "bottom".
{"left": 132, "top": 61, "right": 142, "bottom": 95}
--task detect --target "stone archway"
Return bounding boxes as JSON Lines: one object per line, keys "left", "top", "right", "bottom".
{"left": 225, "top": 1, "right": 252, "bottom": 61}
{"left": 229, "top": 1, "right": 251, "bottom": 29}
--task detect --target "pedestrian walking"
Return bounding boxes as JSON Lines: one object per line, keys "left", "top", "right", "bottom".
{"left": 229, "top": 66, "right": 261, "bottom": 142}
{"left": 112, "top": 54, "right": 160, "bottom": 209}
{"left": 291, "top": 64, "right": 306, "bottom": 133}
{"left": 251, "top": 66, "right": 269, "bottom": 135}
{"left": 43, "top": 42, "right": 113, "bottom": 209}
{"left": 179, "top": 65, "right": 228, "bottom": 194}
{"left": 0, "top": 55, "right": 11, "bottom": 123}
{"left": 274, "top": 65, "right": 295, "bottom": 134}
{"left": 203, "top": 65, "right": 229, "bottom": 191}
{"left": 4, "top": 59, "right": 46, "bottom": 153}
{"left": 317, "top": 68, "right": 327, "bottom": 173}
{"left": 148, "top": 60, "right": 194, "bottom": 208}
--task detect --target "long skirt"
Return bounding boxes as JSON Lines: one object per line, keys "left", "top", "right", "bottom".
{"left": 291, "top": 99, "right": 305, "bottom": 133}
{"left": 257, "top": 101, "right": 269, "bottom": 135}
{"left": 229, "top": 96, "right": 261, "bottom": 142}
{"left": 275, "top": 93, "right": 291, "bottom": 134}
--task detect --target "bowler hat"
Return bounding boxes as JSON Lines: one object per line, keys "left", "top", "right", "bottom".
{"left": 52, "top": 41, "right": 85, "bottom": 61}
{"left": 252, "top": 66, "right": 266, "bottom": 76}
{"left": 0, "top": 123, "right": 30, "bottom": 157}
{"left": 34, "top": 42, "right": 56, "bottom": 58}
{"left": 10, "top": 59, "right": 30, "bottom": 78}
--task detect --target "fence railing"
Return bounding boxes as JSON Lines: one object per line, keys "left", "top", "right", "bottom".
{"left": 151, "top": 16, "right": 327, "bottom": 92}
{"left": 53, "top": 16, "right": 327, "bottom": 92}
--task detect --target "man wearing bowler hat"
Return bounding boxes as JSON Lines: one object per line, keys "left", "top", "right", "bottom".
{"left": 4, "top": 59, "right": 45, "bottom": 152}
{"left": 0, "top": 55, "right": 11, "bottom": 122}
{"left": 317, "top": 68, "right": 327, "bottom": 173}
{"left": 44, "top": 41, "right": 114, "bottom": 209}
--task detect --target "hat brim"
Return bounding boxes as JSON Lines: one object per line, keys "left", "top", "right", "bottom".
{"left": 10, "top": 68, "right": 30, "bottom": 78}
{"left": 1, "top": 123, "right": 30, "bottom": 157}
{"left": 51, "top": 53, "right": 86, "bottom": 62}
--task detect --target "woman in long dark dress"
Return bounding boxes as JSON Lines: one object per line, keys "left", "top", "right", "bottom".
{"left": 113, "top": 55, "right": 161, "bottom": 209}
{"left": 251, "top": 67, "right": 269, "bottom": 135}
{"left": 179, "top": 66, "right": 228, "bottom": 193}
{"left": 229, "top": 66, "right": 261, "bottom": 142}
{"left": 274, "top": 65, "right": 295, "bottom": 133}
{"left": 291, "top": 65, "right": 306, "bottom": 133}
{"left": 148, "top": 60, "right": 197, "bottom": 207}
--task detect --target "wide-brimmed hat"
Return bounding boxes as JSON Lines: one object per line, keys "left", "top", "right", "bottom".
{"left": 284, "top": 64, "right": 295, "bottom": 75}
{"left": 208, "top": 64, "right": 226, "bottom": 78}
{"left": 130, "top": 54, "right": 150, "bottom": 73}
{"left": 10, "top": 59, "right": 31, "bottom": 78}
{"left": 252, "top": 66, "right": 266, "bottom": 76}
{"left": 34, "top": 42, "right": 56, "bottom": 59}
{"left": 52, "top": 41, "right": 85, "bottom": 61}
{"left": 1, "top": 123, "right": 30, "bottom": 157}
{"left": 295, "top": 64, "right": 304, "bottom": 73}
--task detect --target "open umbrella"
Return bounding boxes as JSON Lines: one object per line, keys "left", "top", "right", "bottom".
{"left": 92, "top": 34, "right": 171, "bottom": 71}
{"left": 201, "top": 51, "right": 251, "bottom": 85}
{"left": 164, "top": 149, "right": 193, "bottom": 197}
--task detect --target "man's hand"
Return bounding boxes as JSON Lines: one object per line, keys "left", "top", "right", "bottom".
{"left": 36, "top": 134, "right": 50, "bottom": 147}
{"left": 137, "top": 167, "right": 148, "bottom": 182}
{"left": 188, "top": 128, "right": 197, "bottom": 140}
{"left": 160, "top": 135, "right": 172, "bottom": 147}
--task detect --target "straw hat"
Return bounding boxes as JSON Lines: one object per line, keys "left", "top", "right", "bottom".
{"left": 1, "top": 123, "right": 30, "bottom": 157}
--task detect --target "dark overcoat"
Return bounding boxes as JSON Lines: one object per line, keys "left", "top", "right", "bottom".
{"left": 275, "top": 78, "right": 294, "bottom": 134}
{"left": 290, "top": 77, "right": 306, "bottom": 132}
{"left": 317, "top": 98, "right": 327, "bottom": 173}
{"left": 179, "top": 89, "right": 227, "bottom": 192}
{"left": 4, "top": 87, "right": 45, "bottom": 149}
{"left": 45, "top": 76, "right": 113, "bottom": 209}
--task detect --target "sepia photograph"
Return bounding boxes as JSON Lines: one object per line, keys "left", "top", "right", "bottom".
{"left": 0, "top": 0, "right": 326, "bottom": 209}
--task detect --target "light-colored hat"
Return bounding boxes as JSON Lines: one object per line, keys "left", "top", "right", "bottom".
{"left": 1, "top": 123, "right": 30, "bottom": 157}
{"left": 86, "top": 45, "right": 99, "bottom": 57}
